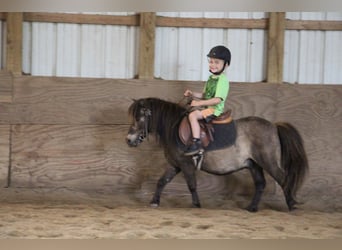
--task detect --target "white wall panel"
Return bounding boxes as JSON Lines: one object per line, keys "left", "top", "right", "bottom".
{"left": 23, "top": 12, "right": 138, "bottom": 78}
{"left": 30, "top": 22, "right": 57, "bottom": 76}
{"left": 20, "top": 12, "right": 341, "bottom": 84}
{"left": 155, "top": 12, "right": 178, "bottom": 80}
{"left": 324, "top": 12, "right": 342, "bottom": 84}
{"left": 324, "top": 30, "right": 342, "bottom": 83}
{"left": 79, "top": 24, "right": 105, "bottom": 77}
{"left": 155, "top": 12, "right": 267, "bottom": 83}
{"left": 22, "top": 22, "right": 31, "bottom": 74}
{"left": 177, "top": 12, "right": 204, "bottom": 80}
{"left": 55, "top": 23, "right": 81, "bottom": 77}
{"left": 284, "top": 12, "right": 342, "bottom": 84}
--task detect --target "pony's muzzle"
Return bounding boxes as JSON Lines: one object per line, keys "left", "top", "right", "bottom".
{"left": 126, "top": 134, "right": 143, "bottom": 147}
{"left": 126, "top": 137, "right": 137, "bottom": 147}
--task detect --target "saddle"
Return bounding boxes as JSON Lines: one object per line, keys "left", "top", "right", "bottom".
{"left": 179, "top": 109, "right": 233, "bottom": 148}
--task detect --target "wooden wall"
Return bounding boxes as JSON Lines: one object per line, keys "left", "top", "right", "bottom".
{"left": 0, "top": 72, "right": 341, "bottom": 203}
{"left": 0, "top": 71, "right": 12, "bottom": 188}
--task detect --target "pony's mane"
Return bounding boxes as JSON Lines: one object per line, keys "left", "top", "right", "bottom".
{"left": 128, "top": 97, "right": 186, "bottom": 146}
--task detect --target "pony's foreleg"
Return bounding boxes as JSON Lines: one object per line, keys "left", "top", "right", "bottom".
{"left": 182, "top": 167, "right": 201, "bottom": 208}
{"left": 150, "top": 167, "right": 180, "bottom": 207}
{"left": 246, "top": 163, "right": 266, "bottom": 212}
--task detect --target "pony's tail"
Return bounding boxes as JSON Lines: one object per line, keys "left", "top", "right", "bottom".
{"left": 276, "top": 122, "right": 309, "bottom": 202}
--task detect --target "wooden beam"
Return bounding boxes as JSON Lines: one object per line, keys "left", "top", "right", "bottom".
{"left": 138, "top": 13, "right": 156, "bottom": 79}
{"left": 0, "top": 12, "right": 6, "bottom": 21}
{"left": 23, "top": 12, "right": 139, "bottom": 26}
{"left": 4, "top": 12, "right": 339, "bottom": 31}
{"left": 286, "top": 20, "right": 342, "bottom": 31}
{"left": 156, "top": 16, "right": 268, "bottom": 29}
{"left": 267, "top": 12, "right": 285, "bottom": 83}
{"left": 2, "top": 12, "right": 340, "bottom": 31}
{"left": 6, "top": 12, "right": 23, "bottom": 76}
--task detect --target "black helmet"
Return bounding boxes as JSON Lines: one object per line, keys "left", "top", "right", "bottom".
{"left": 207, "top": 45, "right": 231, "bottom": 66}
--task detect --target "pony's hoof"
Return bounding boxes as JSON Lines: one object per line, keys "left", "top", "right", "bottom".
{"left": 192, "top": 203, "right": 201, "bottom": 208}
{"left": 289, "top": 206, "right": 298, "bottom": 211}
{"left": 246, "top": 206, "right": 258, "bottom": 213}
{"left": 150, "top": 203, "right": 159, "bottom": 208}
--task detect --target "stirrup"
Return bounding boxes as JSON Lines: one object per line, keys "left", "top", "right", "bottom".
{"left": 191, "top": 149, "right": 204, "bottom": 170}
{"left": 184, "top": 141, "right": 202, "bottom": 156}
{"left": 184, "top": 148, "right": 200, "bottom": 156}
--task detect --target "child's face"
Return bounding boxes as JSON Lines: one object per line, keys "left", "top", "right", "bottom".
{"left": 208, "top": 57, "right": 226, "bottom": 74}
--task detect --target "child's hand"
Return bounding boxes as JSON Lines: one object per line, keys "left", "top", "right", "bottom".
{"left": 184, "top": 90, "right": 193, "bottom": 97}
{"left": 190, "top": 100, "right": 201, "bottom": 107}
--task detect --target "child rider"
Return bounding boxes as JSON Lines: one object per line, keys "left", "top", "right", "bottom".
{"left": 183, "top": 45, "right": 231, "bottom": 156}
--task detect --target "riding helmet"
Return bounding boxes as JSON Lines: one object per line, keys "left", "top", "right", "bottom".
{"left": 207, "top": 45, "right": 231, "bottom": 66}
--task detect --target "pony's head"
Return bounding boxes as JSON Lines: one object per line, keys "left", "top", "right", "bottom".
{"left": 126, "top": 97, "right": 186, "bottom": 147}
{"left": 126, "top": 99, "right": 152, "bottom": 147}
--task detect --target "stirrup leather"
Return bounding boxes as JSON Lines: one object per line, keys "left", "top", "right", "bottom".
{"left": 192, "top": 150, "right": 204, "bottom": 170}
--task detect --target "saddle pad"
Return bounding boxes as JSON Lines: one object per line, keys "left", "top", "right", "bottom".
{"left": 205, "top": 121, "right": 237, "bottom": 151}
{"left": 178, "top": 116, "right": 237, "bottom": 151}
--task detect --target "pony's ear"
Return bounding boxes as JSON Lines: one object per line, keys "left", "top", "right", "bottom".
{"left": 131, "top": 98, "right": 137, "bottom": 102}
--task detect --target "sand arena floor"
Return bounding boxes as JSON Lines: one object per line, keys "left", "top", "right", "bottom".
{"left": 0, "top": 187, "right": 341, "bottom": 239}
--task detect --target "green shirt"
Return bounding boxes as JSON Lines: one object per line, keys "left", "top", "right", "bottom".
{"left": 203, "top": 74, "right": 229, "bottom": 116}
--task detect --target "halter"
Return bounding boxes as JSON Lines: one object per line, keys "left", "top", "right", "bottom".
{"left": 140, "top": 107, "right": 151, "bottom": 141}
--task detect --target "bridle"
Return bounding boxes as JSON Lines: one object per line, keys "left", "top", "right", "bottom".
{"left": 142, "top": 108, "right": 151, "bottom": 140}
{"left": 129, "top": 97, "right": 192, "bottom": 146}
{"left": 135, "top": 107, "right": 151, "bottom": 144}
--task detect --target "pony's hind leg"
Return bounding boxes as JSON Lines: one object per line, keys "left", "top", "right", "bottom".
{"left": 246, "top": 162, "right": 266, "bottom": 212}
{"left": 150, "top": 166, "right": 180, "bottom": 207}
{"left": 284, "top": 189, "right": 298, "bottom": 211}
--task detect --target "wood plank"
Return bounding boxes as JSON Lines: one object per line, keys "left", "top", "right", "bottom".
{"left": 227, "top": 82, "right": 278, "bottom": 121}
{"left": 5, "top": 76, "right": 342, "bottom": 200}
{"left": 0, "top": 125, "right": 10, "bottom": 187}
{"left": 138, "top": 13, "right": 156, "bottom": 79}
{"left": 276, "top": 84, "right": 342, "bottom": 200}
{"left": 23, "top": 12, "right": 139, "bottom": 26}
{"left": 5, "top": 12, "right": 23, "bottom": 76}
{"left": 11, "top": 77, "right": 279, "bottom": 124}
{"left": 10, "top": 124, "right": 273, "bottom": 196}
{"left": 0, "top": 103, "right": 11, "bottom": 124}
{"left": 11, "top": 125, "right": 147, "bottom": 190}
{"left": 156, "top": 16, "right": 267, "bottom": 29}
{"left": 0, "top": 70, "right": 13, "bottom": 103}
{"left": 12, "top": 77, "right": 192, "bottom": 104}
{"left": 9, "top": 78, "right": 282, "bottom": 195}
{"left": 15, "top": 12, "right": 342, "bottom": 31}
{"left": 267, "top": 12, "right": 285, "bottom": 83}
{"left": 286, "top": 20, "right": 342, "bottom": 31}
{"left": 11, "top": 76, "right": 201, "bottom": 124}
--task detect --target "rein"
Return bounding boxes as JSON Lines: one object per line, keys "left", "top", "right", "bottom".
{"left": 177, "top": 96, "right": 197, "bottom": 116}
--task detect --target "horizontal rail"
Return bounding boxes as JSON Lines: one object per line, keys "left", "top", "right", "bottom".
{"left": 1, "top": 12, "right": 340, "bottom": 31}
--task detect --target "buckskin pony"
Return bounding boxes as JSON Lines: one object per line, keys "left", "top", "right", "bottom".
{"left": 126, "top": 97, "right": 308, "bottom": 212}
